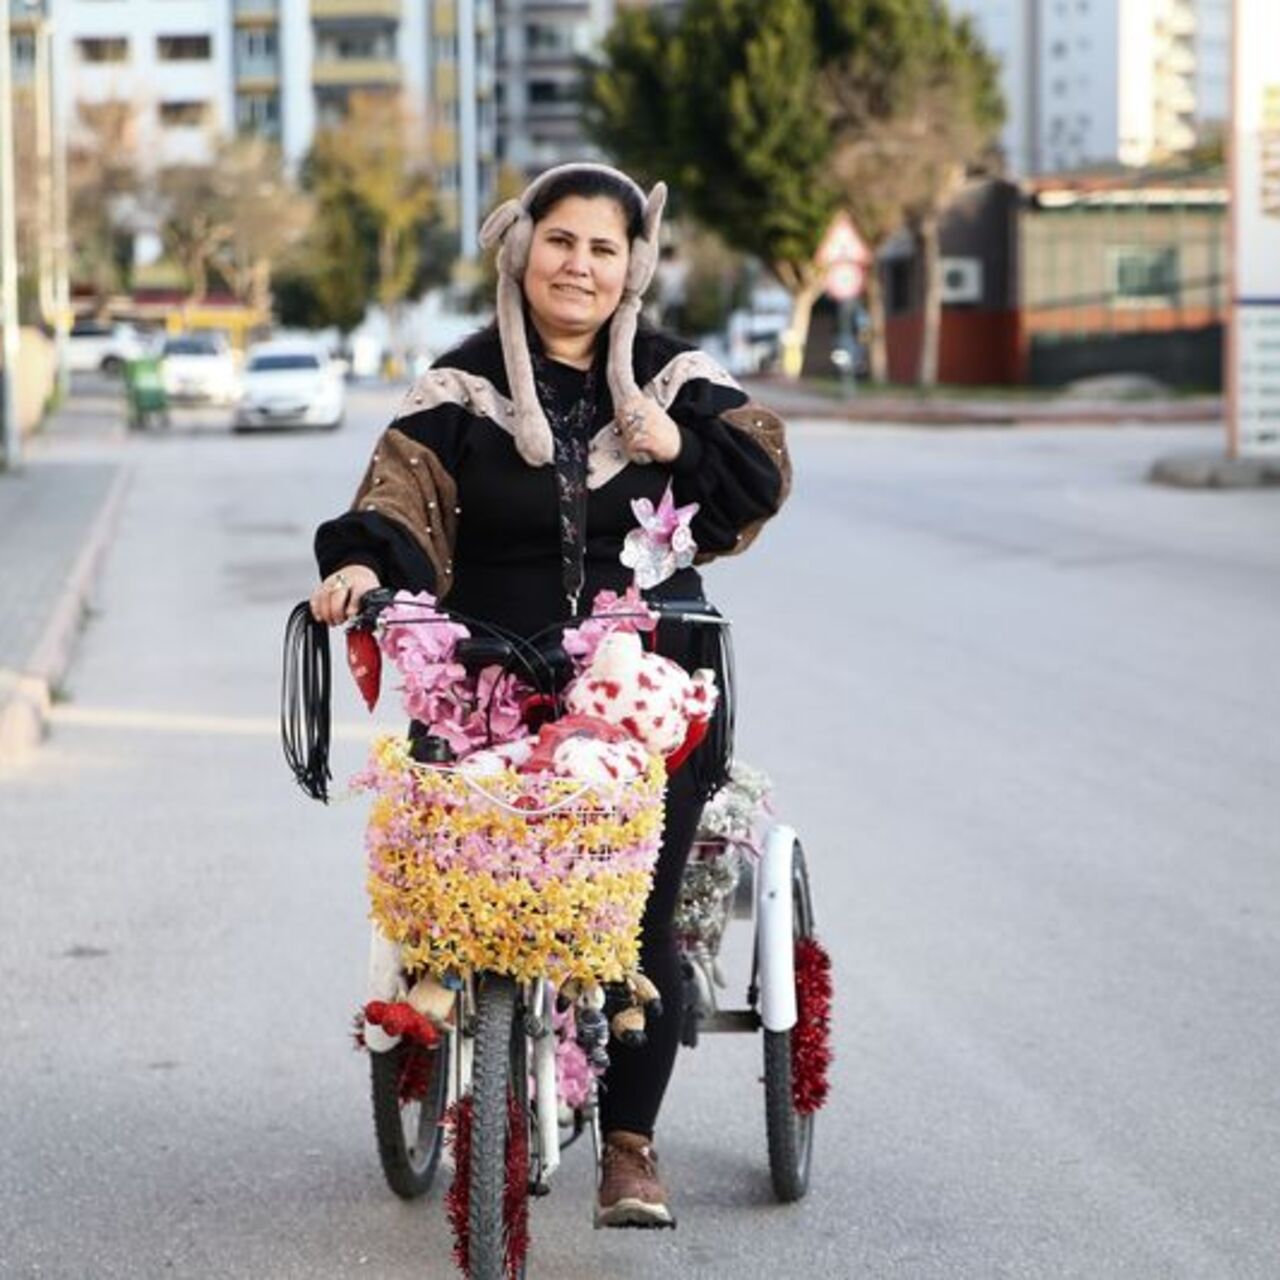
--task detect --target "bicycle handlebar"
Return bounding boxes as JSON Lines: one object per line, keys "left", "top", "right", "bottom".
{"left": 348, "top": 589, "right": 730, "bottom": 635}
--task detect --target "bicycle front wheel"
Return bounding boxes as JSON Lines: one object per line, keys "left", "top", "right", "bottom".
{"left": 468, "top": 974, "right": 530, "bottom": 1280}
{"left": 763, "top": 840, "right": 817, "bottom": 1203}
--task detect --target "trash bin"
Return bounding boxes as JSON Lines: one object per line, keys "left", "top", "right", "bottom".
{"left": 122, "top": 356, "right": 168, "bottom": 430}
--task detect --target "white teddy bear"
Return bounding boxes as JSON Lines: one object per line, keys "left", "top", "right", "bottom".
{"left": 564, "top": 631, "right": 717, "bottom": 760}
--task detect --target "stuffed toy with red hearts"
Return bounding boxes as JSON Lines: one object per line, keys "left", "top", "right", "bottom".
{"left": 563, "top": 632, "right": 717, "bottom": 768}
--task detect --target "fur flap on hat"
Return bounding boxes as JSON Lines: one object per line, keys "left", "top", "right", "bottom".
{"left": 478, "top": 163, "right": 667, "bottom": 467}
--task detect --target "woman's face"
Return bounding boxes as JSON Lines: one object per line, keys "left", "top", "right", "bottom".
{"left": 522, "top": 195, "right": 631, "bottom": 341}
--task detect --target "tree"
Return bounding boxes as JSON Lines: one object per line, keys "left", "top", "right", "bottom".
{"left": 661, "top": 223, "right": 748, "bottom": 338}
{"left": 586, "top": 0, "right": 839, "bottom": 376}
{"left": 822, "top": 0, "right": 1003, "bottom": 384}
{"left": 67, "top": 100, "right": 145, "bottom": 303}
{"left": 307, "top": 92, "right": 436, "bottom": 366}
{"left": 214, "top": 135, "right": 313, "bottom": 317}
{"left": 157, "top": 163, "right": 233, "bottom": 302}
{"left": 12, "top": 86, "right": 41, "bottom": 322}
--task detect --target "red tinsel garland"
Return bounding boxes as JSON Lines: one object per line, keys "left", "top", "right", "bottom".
{"left": 397, "top": 1041, "right": 437, "bottom": 1104}
{"left": 444, "top": 1098, "right": 472, "bottom": 1275}
{"left": 791, "top": 936, "right": 833, "bottom": 1115}
{"left": 502, "top": 1092, "right": 530, "bottom": 1277}
{"left": 445, "top": 1092, "right": 530, "bottom": 1280}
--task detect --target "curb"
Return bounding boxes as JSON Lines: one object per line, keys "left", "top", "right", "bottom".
{"left": 0, "top": 464, "right": 133, "bottom": 766}
{"left": 753, "top": 402, "right": 1223, "bottom": 427}
{"left": 1149, "top": 453, "right": 1280, "bottom": 489}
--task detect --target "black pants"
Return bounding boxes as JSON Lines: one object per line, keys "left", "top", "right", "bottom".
{"left": 598, "top": 761, "right": 705, "bottom": 1139}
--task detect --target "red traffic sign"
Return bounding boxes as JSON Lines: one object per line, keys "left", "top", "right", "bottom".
{"left": 817, "top": 212, "right": 869, "bottom": 301}
{"left": 825, "top": 261, "right": 865, "bottom": 302}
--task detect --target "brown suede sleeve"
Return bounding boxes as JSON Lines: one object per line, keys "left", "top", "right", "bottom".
{"left": 705, "top": 401, "right": 792, "bottom": 559}
{"left": 351, "top": 427, "right": 460, "bottom": 599}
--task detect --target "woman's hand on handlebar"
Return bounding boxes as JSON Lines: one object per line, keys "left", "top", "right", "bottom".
{"left": 310, "top": 564, "right": 382, "bottom": 626}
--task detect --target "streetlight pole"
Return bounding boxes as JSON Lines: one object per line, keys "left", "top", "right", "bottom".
{"left": 1, "top": 0, "right": 25, "bottom": 472}
{"left": 44, "top": 7, "right": 69, "bottom": 403}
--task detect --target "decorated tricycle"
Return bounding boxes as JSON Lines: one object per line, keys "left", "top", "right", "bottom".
{"left": 281, "top": 581, "right": 831, "bottom": 1280}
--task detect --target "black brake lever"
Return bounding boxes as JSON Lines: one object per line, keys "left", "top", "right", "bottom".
{"left": 350, "top": 587, "right": 396, "bottom": 629}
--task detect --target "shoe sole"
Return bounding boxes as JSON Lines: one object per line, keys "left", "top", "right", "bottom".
{"left": 594, "top": 1197, "right": 676, "bottom": 1229}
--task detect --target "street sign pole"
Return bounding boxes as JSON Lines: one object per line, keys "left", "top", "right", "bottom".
{"left": 816, "top": 212, "right": 870, "bottom": 398}
{"left": 0, "top": 0, "right": 24, "bottom": 472}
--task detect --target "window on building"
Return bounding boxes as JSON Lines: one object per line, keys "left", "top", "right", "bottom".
{"left": 318, "top": 28, "right": 395, "bottom": 60}
{"left": 77, "top": 37, "right": 129, "bottom": 64}
{"left": 433, "top": 34, "right": 458, "bottom": 62}
{"left": 525, "top": 23, "right": 571, "bottom": 56}
{"left": 236, "top": 28, "right": 278, "bottom": 61}
{"left": 157, "top": 35, "right": 212, "bottom": 62}
{"left": 159, "top": 100, "right": 210, "bottom": 127}
{"left": 13, "top": 33, "right": 35, "bottom": 68}
{"left": 315, "top": 88, "right": 351, "bottom": 126}
{"left": 1110, "top": 247, "right": 1180, "bottom": 304}
{"left": 236, "top": 92, "right": 280, "bottom": 137}
{"left": 528, "top": 79, "right": 575, "bottom": 105}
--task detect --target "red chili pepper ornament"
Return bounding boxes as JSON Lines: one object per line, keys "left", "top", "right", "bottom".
{"left": 346, "top": 628, "right": 382, "bottom": 711}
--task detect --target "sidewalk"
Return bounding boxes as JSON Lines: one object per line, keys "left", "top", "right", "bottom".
{"left": 0, "top": 386, "right": 130, "bottom": 764}
{"left": 743, "top": 376, "right": 1223, "bottom": 427}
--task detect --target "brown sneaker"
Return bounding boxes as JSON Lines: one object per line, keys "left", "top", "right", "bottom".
{"left": 595, "top": 1130, "right": 676, "bottom": 1229}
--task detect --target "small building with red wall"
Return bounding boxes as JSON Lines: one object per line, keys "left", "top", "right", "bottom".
{"left": 860, "top": 170, "right": 1227, "bottom": 388}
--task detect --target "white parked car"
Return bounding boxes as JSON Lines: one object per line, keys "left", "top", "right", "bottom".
{"left": 160, "top": 333, "right": 240, "bottom": 405}
{"left": 67, "top": 319, "right": 147, "bottom": 376}
{"left": 233, "top": 341, "right": 345, "bottom": 431}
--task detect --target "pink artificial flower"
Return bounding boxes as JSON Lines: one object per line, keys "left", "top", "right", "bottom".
{"left": 562, "top": 585, "right": 658, "bottom": 664}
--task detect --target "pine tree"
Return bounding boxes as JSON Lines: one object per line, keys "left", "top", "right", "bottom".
{"left": 587, "top": 0, "right": 839, "bottom": 375}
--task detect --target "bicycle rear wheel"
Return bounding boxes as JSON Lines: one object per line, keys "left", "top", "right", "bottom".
{"left": 468, "top": 974, "right": 530, "bottom": 1280}
{"left": 370, "top": 1034, "right": 449, "bottom": 1199}
{"left": 763, "top": 840, "right": 816, "bottom": 1203}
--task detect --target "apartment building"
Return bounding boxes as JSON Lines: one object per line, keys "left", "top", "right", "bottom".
{"left": 493, "top": 0, "right": 615, "bottom": 174}
{"left": 427, "top": 0, "right": 497, "bottom": 253}
{"left": 949, "top": 0, "right": 1216, "bottom": 175}
{"left": 47, "top": 0, "right": 235, "bottom": 168}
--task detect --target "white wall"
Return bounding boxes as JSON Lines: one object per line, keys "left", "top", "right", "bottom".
{"left": 1117, "top": 0, "right": 1158, "bottom": 165}
{"left": 279, "top": 0, "right": 315, "bottom": 169}
{"left": 56, "top": 0, "right": 232, "bottom": 169}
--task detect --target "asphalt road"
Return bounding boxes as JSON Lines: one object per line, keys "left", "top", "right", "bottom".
{"left": 1, "top": 386, "right": 1277, "bottom": 1279}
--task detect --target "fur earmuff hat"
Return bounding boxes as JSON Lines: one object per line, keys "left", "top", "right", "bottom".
{"left": 478, "top": 162, "right": 667, "bottom": 467}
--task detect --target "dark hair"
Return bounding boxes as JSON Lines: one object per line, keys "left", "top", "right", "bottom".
{"left": 527, "top": 168, "right": 645, "bottom": 241}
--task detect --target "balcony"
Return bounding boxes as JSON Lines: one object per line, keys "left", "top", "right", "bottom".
{"left": 311, "top": 0, "right": 402, "bottom": 19}
{"left": 433, "top": 0, "right": 457, "bottom": 36}
{"left": 236, "top": 61, "right": 281, "bottom": 90}
{"left": 433, "top": 63, "right": 458, "bottom": 99}
{"left": 8, "top": 4, "right": 38, "bottom": 35}
{"left": 313, "top": 56, "right": 401, "bottom": 86}
{"left": 432, "top": 124, "right": 459, "bottom": 165}
{"left": 234, "top": 0, "right": 279, "bottom": 23}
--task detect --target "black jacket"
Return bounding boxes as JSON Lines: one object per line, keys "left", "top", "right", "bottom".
{"left": 315, "top": 323, "right": 791, "bottom": 638}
